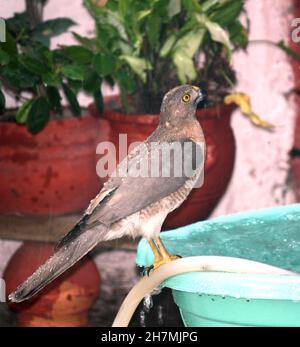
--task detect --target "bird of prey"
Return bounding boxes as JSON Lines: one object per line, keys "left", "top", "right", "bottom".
{"left": 9, "top": 85, "right": 206, "bottom": 303}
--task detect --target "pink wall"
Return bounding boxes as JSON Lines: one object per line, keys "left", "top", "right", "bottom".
{"left": 212, "top": 0, "right": 297, "bottom": 216}
{"left": 0, "top": 0, "right": 298, "bottom": 274}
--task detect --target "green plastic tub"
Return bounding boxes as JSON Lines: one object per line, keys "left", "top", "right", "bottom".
{"left": 136, "top": 204, "right": 300, "bottom": 327}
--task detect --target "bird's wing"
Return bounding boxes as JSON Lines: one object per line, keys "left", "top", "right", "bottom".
{"left": 57, "top": 138, "right": 204, "bottom": 248}
{"left": 55, "top": 185, "right": 118, "bottom": 249}
{"left": 55, "top": 143, "right": 145, "bottom": 249}
{"left": 89, "top": 138, "right": 204, "bottom": 224}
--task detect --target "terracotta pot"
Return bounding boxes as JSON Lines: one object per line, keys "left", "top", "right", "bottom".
{"left": 0, "top": 111, "right": 101, "bottom": 215}
{"left": 3, "top": 242, "right": 100, "bottom": 327}
{"left": 290, "top": 0, "right": 300, "bottom": 200}
{"left": 89, "top": 101, "right": 236, "bottom": 229}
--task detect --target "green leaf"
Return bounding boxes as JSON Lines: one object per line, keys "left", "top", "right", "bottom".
{"left": 6, "top": 11, "right": 30, "bottom": 36}
{"left": 0, "top": 89, "right": 5, "bottom": 113}
{"left": 160, "top": 35, "right": 177, "bottom": 57}
{"left": 72, "top": 32, "right": 96, "bottom": 49}
{"left": 1, "top": 62, "right": 37, "bottom": 89}
{"left": 42, "top": 71, "right": 61, "bottom": 87}
{"left": 117, "top": 70, "right": 136, "bottom": 94}
{"left": 0, "top": 50, "right": 10, "bottom": 65}
{"left": 210, "top": 0, "right": 244, "bottom": 27}
{"left": 196, "top": 14, "right": 232, "bottom": 58}
{"left": 173, "top": 52, "right": 196, "bottom": 83}
{"left": 151, "top": 0, "right": 170, "bottom": 18}
{"left": 67, "top": 79, "right": 82, "bottom": 93}
{"left": 168, "top": 0, "right": 181, "bottom": 17}
{"left": 136, "top": 10, "right": 152, "bottom": 21}
{"left": 93, "top": 8, "right": 128, "bottom": 42}
{"left": 277, "top": 41, "right": 300, "bottom": 62}
{"left": 33, "top": 18, "right": 76, "bottom": 39}
{"left": 83, "top": 70, "right": 102, "bottom": 93}
{"left": 105, "top": 75, "right": 115, "bottom": 88}
{"left": 61, "top": 64, "right": 85, "bottom": 81}
{"left": 169, "top": 27, "right": 205, "bottom": 82}
{"left": 92, "top": 53, "right": 115, "bottom": 75}
{"left": 120, "top": 55, "right": 151, "bottom": 82}
{"left": 182, "top": 0, "right": 201, "bottom": 14}
{"left": 202, "top": 0, "right": 219, "bottom": 12}
{"left": 93, "top": 89, "right": 103, "bottom": 113}
{"left": 118, "top": 0, "right": 130, "bottom": 19}
{"left": 16, "top": 99, "right": 34, "bottom": 124}
{"left": 19, "top": 56, "right": 49, "bottom": 75}
{"left": 1, "top": 31, "right": 17, "bottom": 56}
{"left": 27, "top": 97, "right": 50, "bottom": 134}
{"left": 146, "top": 14, "right": 161, "bottom": 50}
{"left": 36, "top": 45, "right": 55, "bottom": 67}
{"left": 228, "top": 21, "right": 248, "bottom": 49}
{"left": 62, "top": 83, "right": 81, "bottom": 116}
{"left": 46, "top": 86, "right": 62, "bottom": 114}
{"left": 60, "top": 45, "right": 93, "bottom": 64}
{"left": 173, "top": 28, "right": 205, "bottom": 58}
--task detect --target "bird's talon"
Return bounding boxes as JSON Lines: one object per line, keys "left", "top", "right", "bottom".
{"left": 151, "top": 254, "right": 180, "bottom": 271}
{"left": 141, "top": 266, "right": 154, "bottom": 276}
{"left": 147, "top": 265, "right": 154, "bottom": 276}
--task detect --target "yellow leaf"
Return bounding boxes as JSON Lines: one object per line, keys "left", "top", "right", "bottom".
{"left": 224, "top": 93, "right": 275, "bottom": 130}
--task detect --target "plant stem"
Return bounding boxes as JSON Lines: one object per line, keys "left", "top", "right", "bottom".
{"left": 26, "top": 1, "right": 46, "bottom": 100}
{"left": 248, "top": 39, "right": 277, "bottom": 47}
{"left": 221, "top": 71, "right": 235, "bottom": 89}
{"left": 25, "top": 0, "right": 44, "bottom": 28}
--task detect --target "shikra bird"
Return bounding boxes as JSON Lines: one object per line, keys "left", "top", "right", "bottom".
{"left": 9, "top": 85, "right": 206, "bottom": 303}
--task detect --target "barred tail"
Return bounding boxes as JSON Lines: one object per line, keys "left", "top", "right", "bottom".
{"left": 9, "top": 224, "right": 107, "bottom": 303}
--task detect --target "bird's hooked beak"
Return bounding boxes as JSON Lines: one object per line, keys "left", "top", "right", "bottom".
{"left": 193, "top": 87, "right": 206, "bottom": 105}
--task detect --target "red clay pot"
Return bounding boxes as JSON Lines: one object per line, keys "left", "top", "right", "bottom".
{"left": 3, "top": 242, "right": 100, "bottom": 327}
{"left": 0, "top": 112, "right": 101, "bottom": 215}
{"left": 290, "top": 0, "right": 300, "bottom": 200}
{"left": 89, "top": 101, "right": 236, "bottom": 229}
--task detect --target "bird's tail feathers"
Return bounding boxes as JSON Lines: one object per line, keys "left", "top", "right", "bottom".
{"left": 9, "top": 224, "right": 108, "bottom": 303}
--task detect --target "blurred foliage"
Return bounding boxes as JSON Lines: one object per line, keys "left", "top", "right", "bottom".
{"left": 0, "top": 1, "right": 103, "bottom": 133}
{"left": 2, "top": 0, "right": 297, "bottom": 130}
{"left": 83, "top": 0, "right": 249, "bottom": 113}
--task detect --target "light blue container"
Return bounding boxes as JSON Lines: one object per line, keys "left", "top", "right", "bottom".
{"left": 136, "top": 204, "right": 300, "bottom": 327}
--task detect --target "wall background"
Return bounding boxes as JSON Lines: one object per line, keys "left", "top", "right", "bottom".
{"left": 0, "top": 0, "right": 298, "bottom": 322}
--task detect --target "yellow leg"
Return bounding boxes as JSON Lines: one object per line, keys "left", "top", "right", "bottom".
{"left": 154, "top": 237, "right": 178, "bottom": 260}
{"left": 147, "top": 237, "right": 180, "bottom": 271}
{"left": 148, "top": 239, "right": 162, "bottom": 263}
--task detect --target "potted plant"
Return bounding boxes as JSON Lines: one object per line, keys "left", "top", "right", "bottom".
{"left": 1, "top": 2, "right": 104, "bottom": 327}
{"left": 83, "top": 0, "right": 249, "bottom": 228}
{"left": 0, "top": 0, "right": 105, "bottom": 215}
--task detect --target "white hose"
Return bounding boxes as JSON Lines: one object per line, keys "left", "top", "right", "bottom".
{"left": 112, "top": 256, "right": 295, "bottom": 327}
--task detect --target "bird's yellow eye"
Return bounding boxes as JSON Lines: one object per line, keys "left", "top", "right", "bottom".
{"left": 182, "top": 93, "right": 190, "bottom": 103}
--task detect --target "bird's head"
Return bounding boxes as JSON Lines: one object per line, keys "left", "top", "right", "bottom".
{"left": 160, "top": 85, "right": 205, "bottom": 125}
